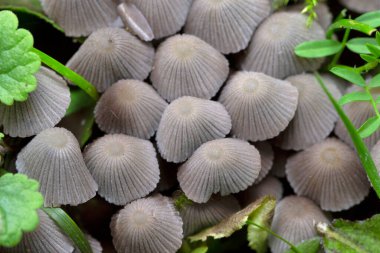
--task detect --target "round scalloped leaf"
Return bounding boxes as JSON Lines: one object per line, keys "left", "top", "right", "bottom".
{"left": 0, "top": 10, "right": 41, "bottom": 105}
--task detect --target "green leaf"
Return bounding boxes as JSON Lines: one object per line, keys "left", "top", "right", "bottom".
{"left": 247, "top": 197, "right": 276, "bottom": 253}
{"left": 189, "top": 196, "right": 275, "bottom": 242}
{"left": 0, "top": 0, "right": 43, "bottom": 13}
{"left": 356, "top": 10, "right": 380, "bottom": 28}
{"left": 294, "top": 40, "right": 342, "bottom": 58}
{"left": 66, "top": 89, "right": 95, "bottom": 117}
{"left": 366, "top": 44, "right": 380, "bottom": 57}
{"left": 330, "top": 66, "right": 366, "bottom": 86}
{"left": 369, "top": 73, "right": 380, "bottom": 88}
{"left": 0, "top": 10, "right": 41, "bottom": 105}
{"left": 43, "top": 208, "right": 93, "bottom": 253}
{"left": 0, "top": 173, "right": 43, "bottom": 247}
{"left": 317, "top": 214, "right": 380, "bottom": 253}
{"left": 346, "top": 38, "right": 377, "bottom": 54}
{"left": 328, "top": 19, "right": 376, "bottom": 35}
{"left": 376, "top": 32, "right": 380, "bottom": 45}
{"left": 285, "top": 238, "right": 321, "bottom": 253}
{"left": 338, "top": 91, "right": 372, "bottom": 105}
{"left": 80, "top": 113, "right": 94, "bottom": 147}
{"left": 191, "top": 246, "right": 208, "bottom": 253}
{"left": 0, "top": 133, "right": 3, "bottom": 141}
{"left": 357, "top": 116, "right": 380, "bottom": 138}
{"left": 360, "top": 54, "right": 378, "bottom": 63}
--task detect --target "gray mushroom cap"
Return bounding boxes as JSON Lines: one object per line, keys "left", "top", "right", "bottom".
{"left": 339, "top": 0, "right": 380, "bottom": 13}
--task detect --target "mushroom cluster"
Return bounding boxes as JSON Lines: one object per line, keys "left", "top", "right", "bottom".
{"left": 3, "top": 0, "right": 375, "bottom": 253}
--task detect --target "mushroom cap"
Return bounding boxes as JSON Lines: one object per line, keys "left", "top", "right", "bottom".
{"left": 286, "top": 138, "right": 370, "bottom": 211}
{"left": 287, "top": 3, "right": 332, "bottom": 31}
{"left": 180, "top": 195, "right": 240, "bottom": 236}
{"left": 0, "top": 210, "right": 74, "bottom": 253}
{"left": 371, "top": 139, "right": 380, "bottom": 176}
{"left": 16, "top": 127, "right": 98, "bottom": 207}
{"left": 156, "top": 96, "right": 232, "bottom": 163}
{"left": 0, "top": 67, "right": 70, "bottom": 138}
{"left": 321, "top": 73, "right": 348, "bottom": 94}
{"left": 94, "top": 79, "right": 168, "bottom": 139}
{"left": 178, "top": 138, "right": 261, "bottom": 203}
{"left": 269, "top": 196, "right": 329, "bottom": 253}
{"left": 74, "top": 235, "right": 102, "bottom": 253}
{"left": 185, "top": 0, "right": 271, "bottom": 54}
{"left": 254, "top": 142, "right": 274, "bottom": 183}
{"left": 241, "top": 12, "right": 325, "bottom": 79}
{"left": 219, "top": 71, "right": 298, "bottom": 142}
{"left": 151, "top": 34, "right": 229, "bottom": 102}
{"left": 40, "top": 0, "right": 118, "bottom": 37}
{"left": 128, "top": 0, "right": 193, "bottom": 39}
{"left": 110, "top": 195, "right": 183, "bottom": 253}
{"left": 339, "top": 0, "right": 380, "bottom": 13}
{"left": 84, "top": 134, "right": 160, "bottom": 205}
{"left": 66, "top": 27, "right": 155, "bottom": 92}
{"left": 274, "top": 74, "right": 341, "bottom": 150}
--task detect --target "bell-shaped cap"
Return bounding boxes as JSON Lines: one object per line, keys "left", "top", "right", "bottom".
{"left": 151, "top": 34, "right": 229, "bottom": 102}
{"left": 286, "top": 138, "right": 370, "bottom": 211}
{"left": 94, "top": 79, "right": 168, "bottom": 139}
{"left": 66, "top": 27, "right": 155, "bottom": 92}
{"left": 156, "top": 96, "right": 232, "bottom": 163}
{"left": 219, "top": 71, "right": 298, "bottom": 142}
{"left": 110, "top": 195, "right": 183, "bottom": 253}
{"left": 339, "top": 0, "right": 380, "bottom": 13}
{"left": 178, "top": 138, "right": 261, "bottom": 203}
{"left": 0, "top": 67, "right": 70, "bottom": 138}
{"left": 16, "top": 127, "right": 98, "bottom": 207}
{"left": 241, "top": 12, "right": 325, "bottom": 79}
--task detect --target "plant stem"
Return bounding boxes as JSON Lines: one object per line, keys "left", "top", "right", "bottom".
{"left": 356, "top": 61, "right": 379, "bottom": 73}
{"left": 315, "top": 71, "right": 380, "bottom": 199}
{"left": 31, "top": 48, "right": 99, "bottom": 101}
{"left": 246, "top": 221, "right": 301, "bottom": 253}
{"left": 364, "top": 86, "right": 380, "bottom": 117}
{"left": 328, "top": 28, "right": 351, "bottom": 69}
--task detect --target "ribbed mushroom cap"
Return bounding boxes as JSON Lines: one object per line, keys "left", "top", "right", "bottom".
{"left": 128, "top": 0, "right": 192, "bottom": 39}
{"left": 156, "top": 96, "right": 232, "bottom": 163}
{"left": 16, "top": 127, "right": 98, "bottom": 207}
{"left": 239, "top": 176, "right": 283, "bottom": 207}
{"left": 286, "top": 138, "right": 370, "bottom": 211}
{"left": 66, "top": 27, "right": 155, "bottom": 92}
{"left": 110, "top": 195, "right": 183, "bottom": 253}
{"left": 84, "top": 134, "right": 160, "bottom": 205}
{"left": 274, "top": 74, "right": 341, "bottom": 151}
{"left": 335, "top": 85, "right": 380, "bottom": 149}
{"left": 40, "top": 0, "right": 118, "bottom": 37}
{"left": 371, "top": 140, "right": 380, "bottom": 176}
{"left": 74, "top": 235, "right": 102, "bottom": 253}
{"left": 287, "top": 3, "right": 332, "bottom": 31}
{"left": 178, "top": 138, "right": 261, "bottom": 203}
{"left": 1, "top": 210, "right": 74, "bottom": 253}
{"left": 151, "top": 34, "right": 229, "bottom": 102}
{"left": 321, "top": 73, "right": 348, "bottom": 94}
{"left": 269, "top": 196, "right": 329, "bottom": 253}
{"left": 219, "top": 71, "right": 298, "bottom": 142}
{"left": 241, "top": 12, "right": 325, "bottom": 79}
{"left": 0, "top": 67, "right": 70, "bottom": 138}
{"left": 339, "top": 0, "right": 380, "bottom": 13}
{"left": 180, "top": 195, "right": 240, "bottom": 236}
{"left": 185, "top": 0, "right": 271, "bottom": 54}
{"left": 94, "top": 79, "right": 168, "bottom": 139}
{"left": 255, "top": 142, "right": 274, "bottom": 183}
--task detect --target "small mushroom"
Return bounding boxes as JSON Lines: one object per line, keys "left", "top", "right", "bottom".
{"left": 218, "top": 71, "right": 298, "bottom": 142}
{"left": 16, "top": 127, "right": 98, "bottom": 207}
{"left": 0, "top": 67, "right": 70, "bottom": 138}
{"left": 156, "top": 96, "right": 232, "bottom": 163}
{"left": 254, "top": 142, "right": 274, "bottom": 183}
{"left": 178, "top": 138, "right": 261, "bottom": 203}
{"left": 151, "top": 34, "right": 229, "bottom": 102}
{"left": 241, "top": 12, "right": 325, "bottom": 79}
{"left": 185, "top": 0, "right": 271, "bottom": 54}
{"left": 94, "top": 79, "right": 168, "bottom": 139}
{"left": 84, "top": 134, "right": 160, "bottom": 205}
{"left": 39, "top": 0, "right": 118, "bottom": 37}
{"left": 286, "top": 138, "right": 370, "bottom": 211}
{"left": 110, "top": 195, "right": 183, "bottom": 253}
{"left": 66, "top": 27, "right": 155, "bottom": 92}
{"left": 339, "top": 0, "right": 380, "bottom": 13}
{"left": 269, "top": 196, "right": 329, "bottom": 253}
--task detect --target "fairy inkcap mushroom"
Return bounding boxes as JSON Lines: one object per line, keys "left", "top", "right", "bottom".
{"left": 269, "top": 196, "right": 329, "bottom": 253}
{"left": 128, "top": 0, "right": 193, "bottom": 39}
{"left": 274, "top": 74, "right": 341, "bottom": 150}
{"left": 156, "top": 96, "right": 232, "bottom": 163}
{"left": 339, "top": 0, "right": 380, "bottom": 13}
{"left": 151, "top": 34, "right": 229, "bottom": 102}
{"left": 110, "top": 194, "right": 183, "bottom": 253}
{"left": 16, "top": 127, "right": 98, "bottom": 207}
{"left": 84, "top": 134, "right": 160, "bottom": 205}
{"left": 185, "top": 0, "right": 271, "bottom": 54}
{"left": 0, "top": 67, "right": 70, "bottom": 138}
{"left": 178, "top": 138, "right": 261, "bottom": 203}
{"left": 66, "top": 27, "right": 155, "bottom": 92}
{"left": 254, "top": 142, "right": 274, "bottom": 183}
{"left": 39, "top": 0, "right": 118, "bottom": 37}
{"left": 286, "top": 138, "right": 370, "bottom": 211}
{"left": 94, "top": 79, "right": 168, "bottom": 139}
{"left": 241, "top": 12, "right": 325, "bottom": 79}
{"left": 218, "top": 71, "right": 298, "bottom": 142}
